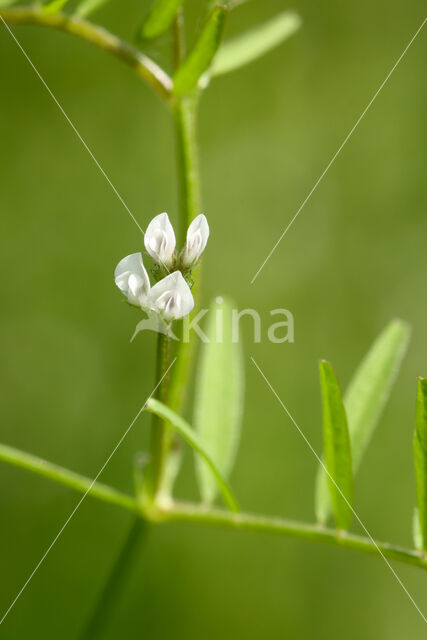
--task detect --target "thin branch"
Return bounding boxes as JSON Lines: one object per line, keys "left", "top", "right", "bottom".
{"left": 0, "top": 442, "right": 138, "bottom": 513}
{"left": 160, "top": 501, "right": 427, "bottom": 571}
{"left": 0, "top": 6, "right": 173, "bottom": 101}
{"left": 1, "top": 442, "right": 426, "bottom": 571}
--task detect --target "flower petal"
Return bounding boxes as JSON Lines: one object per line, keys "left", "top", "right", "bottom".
{"left": 181, "top": 213, "right": 209, "bottom": 268}
{"left": 144, "top": 212, "right": 176, "bottom": 267}
{"left": 148, "top": 271, "right": 194, "bottom": 320}
{"left": 114, "top": 252, "right": 150, "bottom": 307}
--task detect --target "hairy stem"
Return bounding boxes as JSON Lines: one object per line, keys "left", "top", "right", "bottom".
{"left": 80, "top": 518, "right": 150, "bottom": 640}
{"left": 0, "top": 7, "right": 172, "bottom": 100}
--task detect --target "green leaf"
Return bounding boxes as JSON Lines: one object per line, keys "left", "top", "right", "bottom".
{"left": 413, "top": 507, "right": 423, "bottom": 552}
{"left": 42, "top": 0, "right": 69, "bottom": 14}
{"left": 76, "top": 0, "right": 110, "bottom": 18}
{"left": 414, "top": 378, "right": 427, "bottom": 551}
{"left": 316, "top": 319, "right": 410, "bottom": 525}
{"left": 194, "top": 297, "right": 244, "bottom": 506}
{"left": 145, "top": 398, "right": 239, "bottom": 512}
{"left": 319, "top": 360, "right": 353, "bottom": 530}
{"left": 344, "top": 320, "right": 410, "bottom": 468}
{"left": 139, "top": 0, "right": 185, "bottom": 41}
{"left": 212, "top": 10, "right": 301, "bottom": 77}
{"left": 173, "top": 5, "right": 227, "bottom": 95}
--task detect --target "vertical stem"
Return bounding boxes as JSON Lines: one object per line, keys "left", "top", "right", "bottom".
{"left": 173, "top": 6, "right": 186, "bottom": 68}
{"left": 172, "top": 6, "right": 200, "bottom": 242}
{"left": 168, "top": 6, "right": 202, "bottom": 417}
{"left": 173, "top": 94, "right": 201, "bottom": 243}
{"left": 144, "top": 331, "right": 171, "bottom": 504}
{"left": 79, "top": 10, "right": 201, "bottom": 640}
{"left": 144, "top": 5, "right": 203, "bottom": 507}
{"left": 143, "top": 12, "right": 204, "bottom": 501}
{"left": 168, "top": 94, "right": 202, "bottom": 415}
{"left": 80, "top": 518, "right": 150, "bottom": 640}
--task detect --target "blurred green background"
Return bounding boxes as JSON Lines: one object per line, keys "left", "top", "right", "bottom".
{"left": 0, "top": 0, "right": 426, "bottom": 637}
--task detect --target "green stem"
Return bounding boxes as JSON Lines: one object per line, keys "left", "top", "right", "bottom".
{"left": 0, "top": 442, "right": 138, "bottom": 513}
{"left": 173, "top": 94, "right": 201, "bottom": 244}
{"left": 1, "top": 445, "right": 427, "bottom": 571}
{"left": 158, "top": 14, "right": 202, "bottom": 487}
{"left": 168, "top": 93, "right": 202, "bottom": 416}
{"left": 0, "top": 7, "right": 172, "bottom": 100}
{"left": 80, "top": 518, "right": 150, "bottom": 640}
{"left": 161, "top": 502, "right": 427, "bottom": 571}
{"left": 144, "top": 332, "right": 171, "bottom": 503}
{"left": 173, "top": 6, "right": 186, "bottom": 68}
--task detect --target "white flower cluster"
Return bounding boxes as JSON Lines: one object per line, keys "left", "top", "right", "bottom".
{"left": 115, "top": 212, "right": 209, "bottom": 321}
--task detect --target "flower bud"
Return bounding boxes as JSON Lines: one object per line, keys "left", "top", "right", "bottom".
{"left": 180, "top": 214, "right": 209, "bottom": 269}
{"left": 114, "top": 252, "right": 150, "bottom": 308}
{"left": 148, "top": 271, "right": 194, "bottom": 321}
{"left": 144, "top": 212, "right": 176, "bottom": 268}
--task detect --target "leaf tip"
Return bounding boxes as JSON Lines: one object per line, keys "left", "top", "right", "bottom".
{"left": 280, "top": 9, "right": 303, "bottom": 29}
{"left": 318, "top": 359, "right": 335, "bottom": 377}
{"left": 390, "top": 317, "right": 412, "bottom": 339}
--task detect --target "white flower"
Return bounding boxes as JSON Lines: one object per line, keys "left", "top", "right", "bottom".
{"left": 115, "top": 211, "right": 208, "bottom": 322}
{"left": 148, "top": 271, "right": 194, "bottom": 321}
{"left": 114, "top": 252, "right": 150, "bottom": 308}
{"left": 144, "top": 212, "right": 176, "bottom": 268}
{"left": 180, "top": 214, "right": 209, "bottom": 268}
